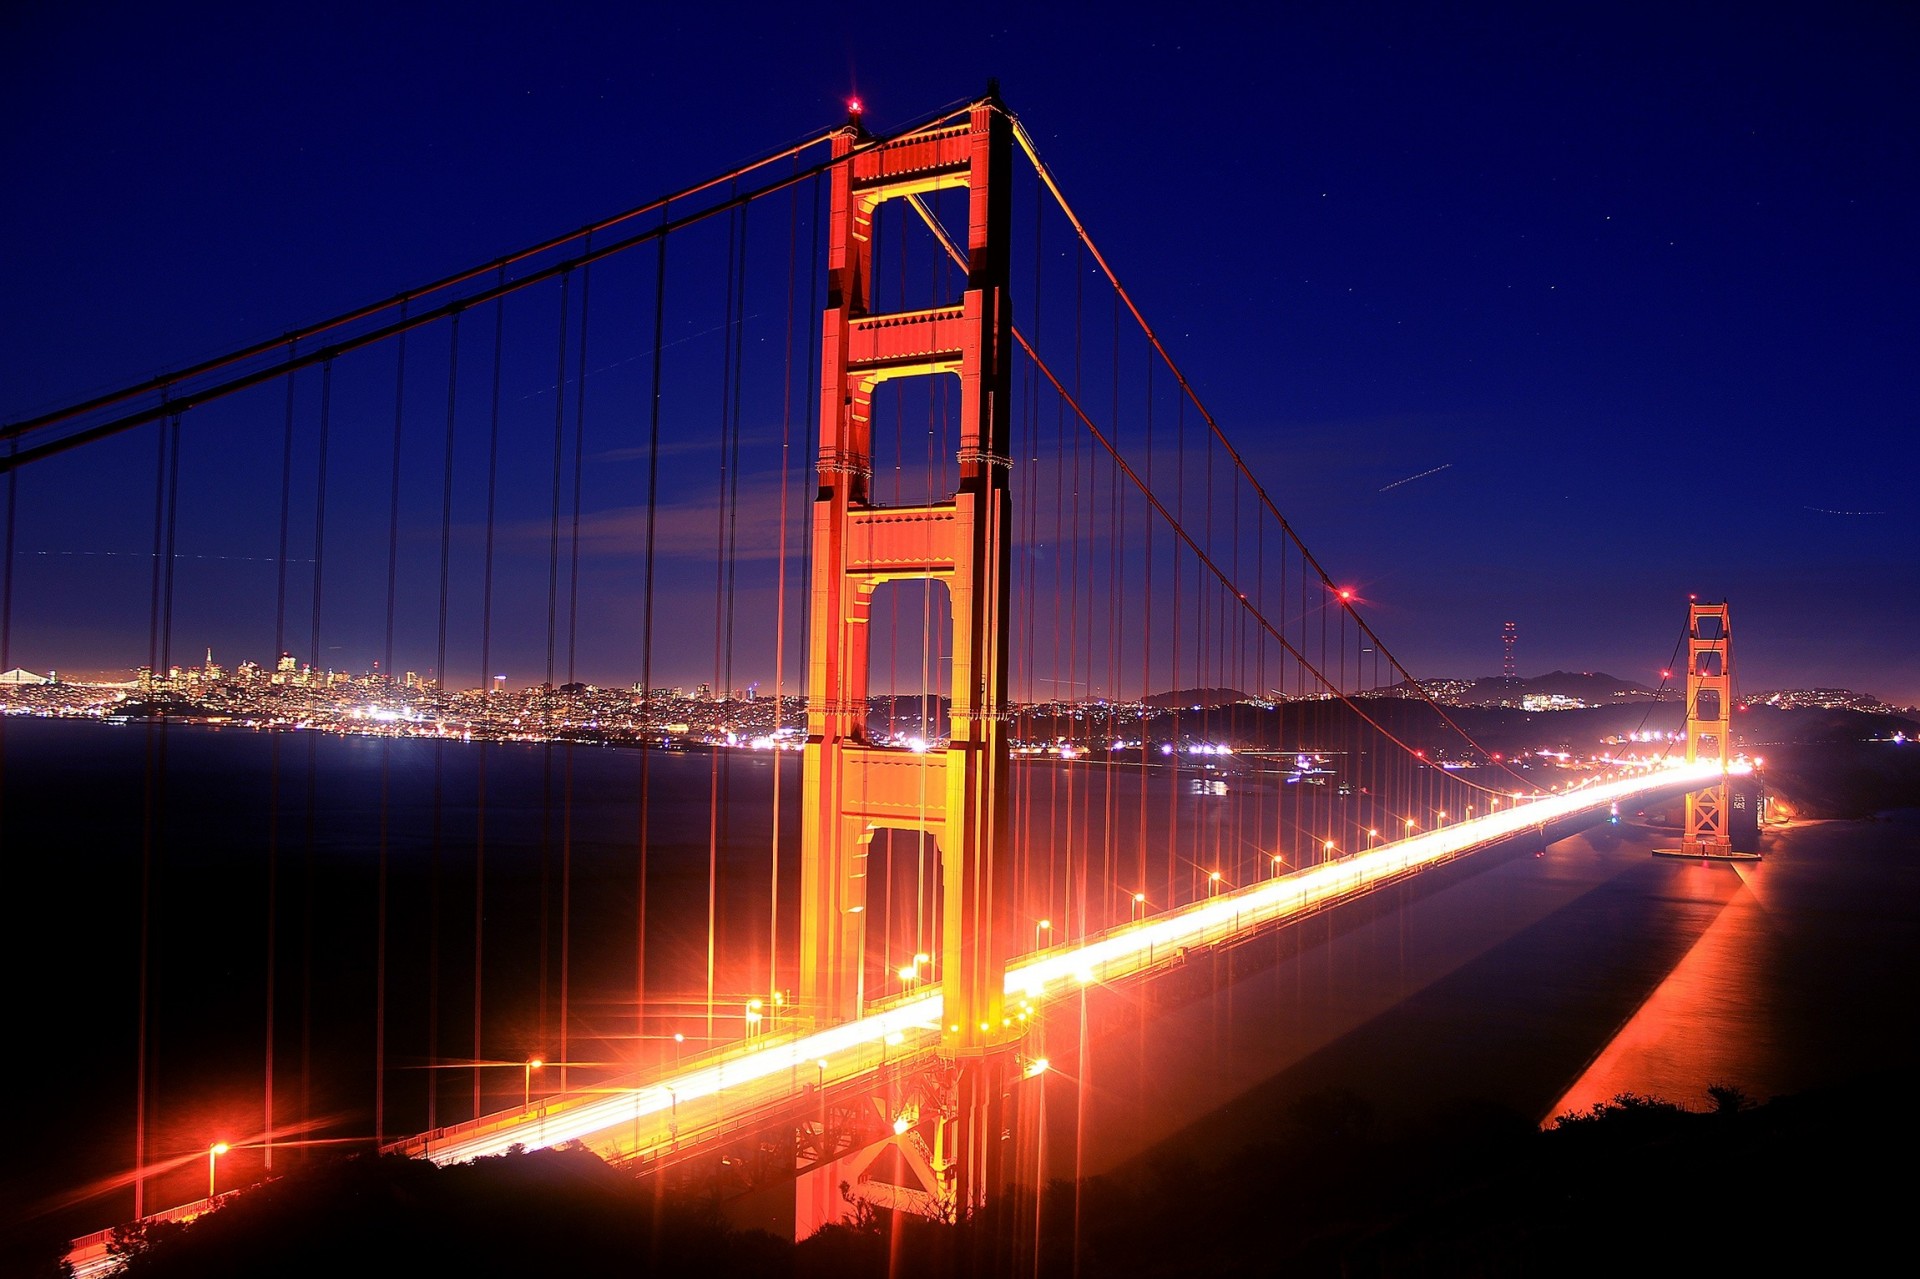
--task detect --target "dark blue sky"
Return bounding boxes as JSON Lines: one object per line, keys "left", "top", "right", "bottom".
{"left": 3, "top": 3, "right": 1915, "bottom": 703}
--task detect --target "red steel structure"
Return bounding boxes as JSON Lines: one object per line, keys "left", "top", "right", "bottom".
{"left": 797, "top": 92, "right": 1017, "bottom": 1215}
{"left": 1680, "top": 601, "right": 1733, "bottom": 856}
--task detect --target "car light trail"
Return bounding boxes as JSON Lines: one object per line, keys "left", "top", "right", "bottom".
{"left": 68, "top": 760, "right": 1732, "bottom": 1279}
{"left": 397, "top": 759, "right": 1736, "bottom": 1171}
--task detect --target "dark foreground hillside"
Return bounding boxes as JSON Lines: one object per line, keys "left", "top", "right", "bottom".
{"left": 29, "top": 1071, "right": 1910, "bottom": 1279}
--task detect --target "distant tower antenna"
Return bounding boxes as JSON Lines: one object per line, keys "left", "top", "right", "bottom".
{"left": 1502, "top": 621, "right": 1516, "bottom": 681}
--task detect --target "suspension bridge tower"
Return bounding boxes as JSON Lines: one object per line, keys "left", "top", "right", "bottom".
{"left": 1661, "top": 599, "right": 1754, "bottom": 860}
{"left": 798, "top": 91, "right": 1019, "bottom": 1217}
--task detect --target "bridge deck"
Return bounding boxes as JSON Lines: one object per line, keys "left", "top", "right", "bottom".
{"left": 66, "top": 761, "right": 1726, "bottom": 1277}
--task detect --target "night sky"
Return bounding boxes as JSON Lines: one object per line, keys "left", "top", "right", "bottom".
{"left": 3, "top": 3, "right": 1915, "bottom": 703}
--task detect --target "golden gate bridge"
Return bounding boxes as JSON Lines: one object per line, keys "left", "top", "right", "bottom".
{"left": 0, "top": 89, "right": 1744, "bottom": 1272}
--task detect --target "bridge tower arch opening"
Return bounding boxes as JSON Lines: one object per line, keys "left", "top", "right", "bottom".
{"left": 797, "top": 93, "right": 1017, "bottom": 1217}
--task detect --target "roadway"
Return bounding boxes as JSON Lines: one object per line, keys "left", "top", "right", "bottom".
{"left": 67, "top": 757, "right": 1731, "bottom": 1276}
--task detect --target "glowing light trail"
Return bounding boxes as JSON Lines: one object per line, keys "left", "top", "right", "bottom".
{"left": 397, "top": 760, "right": 1738, "bottom": 1170}
{"left": 67, "top": 760, "right": 1733, "bottom": 1279}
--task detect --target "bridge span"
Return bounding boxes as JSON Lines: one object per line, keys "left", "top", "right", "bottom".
{"left": 62, "top": 759, "right": 1732, "bottom": 1275}
{"left": 400, "top": 764, "right": 1728, "bottom": 1187}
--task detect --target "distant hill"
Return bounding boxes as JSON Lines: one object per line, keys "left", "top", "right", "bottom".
{"left": 1141, "top": 687, "right": 1252, "bottom": 710}
{"left": 1390, "top": 671, "right": 1659, "bottom": 705}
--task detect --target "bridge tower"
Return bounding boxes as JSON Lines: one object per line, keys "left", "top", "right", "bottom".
{"left": 798, "top": 93, "right": 1017, "bottom": 1216}
{"left": 1680, "top": 600, "right": 1734, "bottom": 856}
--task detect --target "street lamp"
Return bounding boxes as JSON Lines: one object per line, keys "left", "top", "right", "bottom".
{"left": 1437, "top": 810, "right": 1448, "bottom": 825}
{"left": 523, "top": 1058, "right": 543, "bottom": 1112}
{"left": 1131, "top": 892, "right": 1147, "bottom": 923}
{"left": 1270, "top": 854, "right": 1285, "bottom": 879}
{"left": 672, "top": 1032, "right": 685, "bottom": 1072}
{"left": 745, "top": 999, "right": 763, "bottom": 1039}
{"left": 1208, "top": 870, "right": 1222, "bottom": 898}
{"left": 1367, "top": 828, "right": 1379, "bottom": 849}
{"left": 815, "top": 1058, "right": 829, "bottom": 1090}
{"left": 207, "top": 1142, "right": 229, "bottom": 1200}
{"left": 1405, "top": 817, "right": 1417, "bottom": 834}
{"left": 1323, "top": 839, "right": 1336, "bottom": 861}
{"left": 1035, "top": 919, "right": 1051, "bottom": 951}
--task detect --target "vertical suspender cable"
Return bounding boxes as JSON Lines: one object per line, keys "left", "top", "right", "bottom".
{"left": 793, "top": 174, "right": 822, "bottom": 994}
{"left": 770, "top": 173, "right": 799, "bottom": 1001}
{"left": 133, "top": 407, "right": 171, "bottom": 1219}
{"left": 706, "top": 200, "right": 740, "bottom": 1044}
{"left": 430, "top": 313, "right": 462, "bottom": 1135}
{"left": 475, "top": 289, "right": 505, "bottom": 1119}
{"left": 562, "top": 255, "right": 592, "bottom": 1092}
{"left": 303, "top": 362, "right": 333, "bottom": 1139}
{"left": 637, "top": 210, "right": 669, "bottom": 1051}
{"left": 541, "top": 271, "right": 573, "bottom": 1060}
{"left": 265, "top": 353, "right": 295, "bottom": 1170}
{"left": 376, "top": 312, "right": 408, "bottom": 1144}
{"left": 722, "top": 200, "right": 749, "bottom": 984}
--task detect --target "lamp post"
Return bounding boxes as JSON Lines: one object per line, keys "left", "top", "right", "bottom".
{"left": 1035, "top": 919, "right": 1051, "bottom": 952}
{"left": 672, "top": 1032, "right": 685, "bottom": 1073}
{"left": 1405, "top": 817, "right": 1417, "bottom": 835}
{"left": 815, "top": 1058, "right": 828, "bottom": 1090}
{"left": 207, "top": 1143, "right": 229, "bottom": 1201}
{"left": 1131, "top": 892, "right": 1147, "bottom": 923}
{"left": 1207, "top": 870, "right": 1222, "bottom": 899}
{"left": 745, "top": 999, "right": 763, "bottom": 1040}
{"left": 1323, "top": 839, "right": 1337, "bottom": 862}
{"left": 1270, "top": 854, "right": 1285, "bottom": 879}
{"left": 523, "top": 1058, "right": 543, "bottom": 1112}
{"left": 1367, "top": 828, "right": 1379, "bottom": 850}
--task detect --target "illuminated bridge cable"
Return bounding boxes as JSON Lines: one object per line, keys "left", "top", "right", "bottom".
{"left": 475, "top": 289, "right": 506, "bottom": 1120}
{"left": 1000, "top": 108, "right": 1527, "bottom": 797}
{"left": 265, "top": 355, "right": 296, "bottom": 1171}
{"left": 301, "top": 364, "right": 334, "bottom": 1149}
{"left": 132, "top": 407, "right": 175, "bottom": 1218}
{"left": 376, "top": 311, "right": 409, "bottom": 1145}
{"left": 636, "top": 208, "right": 669, "bottom": 1056}
{"left": 428, "top": 311, "right": 462, "bottom": 1135}
{"left": 0, "top": 105, "right": 977, "bottom": 476}
{"left": 792, "top": 170, "right": 823, "bottom": 998}
{"left": 562, "top": 256, "right": 593, "bottom": 1092}
{"left": 0, "top": 129, "right": 848, "bottom": 442}
{"left": 770, "top": 170, "right": 800, "bottom": 1004}
{"left": 539, "top": 271, "right": 574, "bottom": 1064}
{"left": 705, "top": 197, "right": 744, "bottom": 1047}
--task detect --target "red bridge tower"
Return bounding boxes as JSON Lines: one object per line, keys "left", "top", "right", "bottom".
{"left": 798, "top": 93, "right": 1018, "bottom": 1218}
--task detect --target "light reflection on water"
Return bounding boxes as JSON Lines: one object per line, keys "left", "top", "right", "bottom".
{"left": 1548, "top": 857, "right": 1778, "bottom": 1120}
{"left": 1055, "top": 811, "right": 1920, "bottom": 1178}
